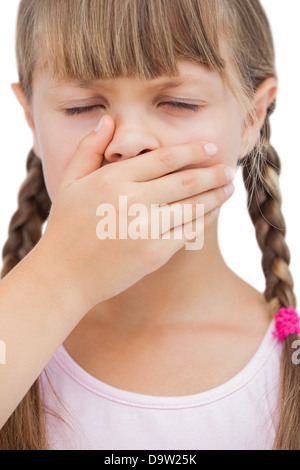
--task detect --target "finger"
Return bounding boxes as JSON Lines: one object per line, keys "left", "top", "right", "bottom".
{"left": 114, "top": 141, "right": 218, "bottom": 182}
{"left": 156, "top": 182, "right": 235, "bottom": 232}
{"left": 143, "top": 164, "right": 236, "bottom": 206}
{"left": 151, "top": 203, "right": 222, "bottom": 261}
{"left": 59, "top": 115, "right": 115, "bottom": 190}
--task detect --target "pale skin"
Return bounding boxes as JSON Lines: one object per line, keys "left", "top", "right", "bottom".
{"left": 12, "top": 60, "right": 277, "bottom": 397}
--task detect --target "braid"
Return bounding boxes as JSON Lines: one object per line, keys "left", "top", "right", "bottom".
{"left": 0, "top": 149, "right": 51, "bottom": 450}
{"left": 1, "top": 149, "right": 51, "bottom": 279}
{"left": 240, "top": 113, "right": 297, "bottom": 315}
{"left": 239, "top": 112, "right": 300, "bottom": 450}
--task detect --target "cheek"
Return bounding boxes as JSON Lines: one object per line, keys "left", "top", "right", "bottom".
{"left": 37, "top": 126, "right": 83, "bottom": 201}
{"left": 33, "top": 105, "right": 94, "bottom": 201}
{"left": 215, "top": 114, "right": 243, "bottom": 167}
{"left": 183, "top": 103, "right": 243, "bottom": 169}
{"left": 160, "top": 100, "right": 243, "bottom": 172}
{"left": 215, "top": 98, "right": 244, "bottom": 166}
{"left": 41, "top": 149, "right": 69, "bottom": 201}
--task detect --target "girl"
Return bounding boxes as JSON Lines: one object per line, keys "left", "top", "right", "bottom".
{"left": 0, "top": 0, "right": 299, "bottom": 450}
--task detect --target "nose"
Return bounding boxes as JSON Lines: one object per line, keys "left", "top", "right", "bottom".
{"left": 103, "top": 123, "right": 160, "bottom": 164}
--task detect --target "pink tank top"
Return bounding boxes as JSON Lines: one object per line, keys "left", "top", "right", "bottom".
{"left": 40, "top": 319, "right": 281, "bottom": 450}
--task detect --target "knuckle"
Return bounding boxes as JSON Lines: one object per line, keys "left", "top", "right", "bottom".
{"left": 180, "top": 173, "right": 198, "bottom": 193}
{"left": 98, "top": 168, "right": 116, "bottom": 188}
{"left": 157, "top": 149, "right": 175, "bottom": 169}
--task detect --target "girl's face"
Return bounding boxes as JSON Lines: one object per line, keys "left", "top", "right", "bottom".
{"left": 14, "top": 60, "right": 274, "bottom": 201}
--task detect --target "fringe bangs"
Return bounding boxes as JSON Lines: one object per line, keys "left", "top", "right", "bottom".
{"left": 18, "top": 0, "right": 226, "bottom": 99}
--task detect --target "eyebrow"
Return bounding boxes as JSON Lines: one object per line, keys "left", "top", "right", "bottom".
{"left": 50, "top": 76, "right": 200, "bottom": 93}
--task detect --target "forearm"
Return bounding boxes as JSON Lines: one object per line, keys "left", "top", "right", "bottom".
{"left": 0, "top": 238, "right": 88, "bottom": 428}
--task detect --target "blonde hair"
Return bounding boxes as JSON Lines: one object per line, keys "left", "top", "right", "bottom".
{"left": 1, "top": 0, "right": 298, "bottom": 450}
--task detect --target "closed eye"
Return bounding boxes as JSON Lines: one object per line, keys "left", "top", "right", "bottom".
{"left": 162, "top": 102, "right": 201, "bottom": 113}
{"left": 65, "top": 105, "right": 103, "bottom": 116}
{"left": 65, "top": 101, "right": 202, "bottom": 116}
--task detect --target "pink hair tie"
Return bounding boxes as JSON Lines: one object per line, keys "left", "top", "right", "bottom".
{"left": 272, "top": 307, "right": 300, "bottom": 342}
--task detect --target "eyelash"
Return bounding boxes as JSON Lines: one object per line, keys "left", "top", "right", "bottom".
{"left": 65, "top": 101, "right": 201, "bottom": 116}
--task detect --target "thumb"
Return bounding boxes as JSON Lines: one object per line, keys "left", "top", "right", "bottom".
{"left": 59, "top": 115, "right": 115, "bottom": 189}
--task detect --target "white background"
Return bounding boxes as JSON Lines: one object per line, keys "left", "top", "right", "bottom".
{"left": 0, "top": 1, "right": 299, "bottom": 307}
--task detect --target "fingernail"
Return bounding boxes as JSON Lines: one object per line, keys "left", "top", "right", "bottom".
{"left": 204, "top": 143, "right": 218, "bottom": 156}
{"left": 94, "top": 117, "right": 104, "bottom": 132}
{"left": 225, "top": 167, "right": 236, "bottom": 181}
{"left": 224, "top": 183, "right": 235, "bottom": 197}
{"left": 210, "top": 207, "right": 220, "bottom": 218}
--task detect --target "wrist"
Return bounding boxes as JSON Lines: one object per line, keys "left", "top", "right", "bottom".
{"left": 26, "top": 235, "right": 91, "bottom": 322}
